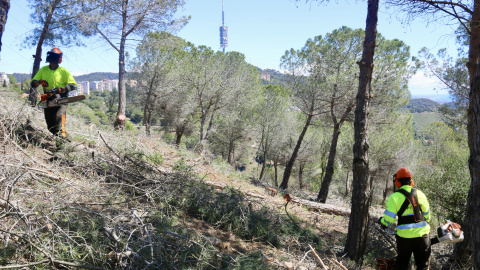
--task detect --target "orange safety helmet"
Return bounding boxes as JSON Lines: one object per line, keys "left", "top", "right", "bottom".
{"left": 394, "top": 168, "right": 414, "bottom": 188}
{"left": 46, "top": 48, "right": 63, "bottom": 64}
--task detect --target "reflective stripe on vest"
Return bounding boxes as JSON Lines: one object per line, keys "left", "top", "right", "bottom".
{"left": 397, "top": 221, "right": 428, "bottom": 230}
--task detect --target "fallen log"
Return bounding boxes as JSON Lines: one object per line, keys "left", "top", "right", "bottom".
{"left": 201, "top": 180, "right": 381, "bottom": 217}
{"left": 204, "top": 181, "right": 227, "bottom": 189}
{"left": 289, "top": 195, "right": 382, "bottom": 218}
{"left": 203, "top": 181, "right": 265, "bottom": 199}
{"left": 244, "top": 191, "right": 266, "bottom": 199}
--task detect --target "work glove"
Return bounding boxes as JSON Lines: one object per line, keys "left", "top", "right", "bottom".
{"left": 50, "top": 87, "right": 68, "bottom": 95}
{"left": 377, "top": 217, "right": 387, "bottom": 229}
{"left": 39, "top": 80, "right": 49, "bottom": 87}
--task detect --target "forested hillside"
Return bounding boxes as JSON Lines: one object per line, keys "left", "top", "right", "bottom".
{"left": 73, "top": 72, "right": 119, "bottom": 81}
{"left": 11, "top": 73, "right": 31, "bottom": 82}
{"left": 10, "top": 72, "right": 120, "bottom": 83}
{"left": 12, "top": 70, "right": 279, "bottom": 84}
{"left": 406, "top": 98, "right": 441, "bottom": 113}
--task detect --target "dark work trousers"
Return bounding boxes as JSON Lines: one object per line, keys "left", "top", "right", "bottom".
{"left": 395, "top": 234, "right": 431, "bottom": 270}
{"left": 44, "top": 104, "right": 68, "bottom": 138}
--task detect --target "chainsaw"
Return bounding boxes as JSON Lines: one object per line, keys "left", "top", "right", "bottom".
{"left": 376, "top": 220, "right": 464, "bottom": 245}
{"left": 38, "top": 87, "right": 85, "bottom": 109}
{"left": 431, "top": 220, "right": 464, "bottom": 245}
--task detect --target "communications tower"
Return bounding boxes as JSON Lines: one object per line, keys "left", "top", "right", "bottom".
{"left": 219, "top": 0, "right": 228, "bottom": 53}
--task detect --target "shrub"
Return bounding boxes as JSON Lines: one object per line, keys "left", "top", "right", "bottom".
{"left": 415, "top": 123, "right": 469, "bottom": 223}
{"left": 167, "top": 181, "right": 321, "bottom": 249}
{"left": 125, "top": 119, "right": 135, "bottom": 130}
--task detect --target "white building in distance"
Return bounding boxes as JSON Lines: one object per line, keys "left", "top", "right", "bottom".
{"left": 90, "top": 79, "right": 120, "bottom": 92}
{"left": 0, "top": 73, "right": 10, "bottom": 86}
{"left": 77, "top": 81, "right": 90, "bottom": 95}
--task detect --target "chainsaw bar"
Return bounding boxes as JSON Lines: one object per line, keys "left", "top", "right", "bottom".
{"left": 38, "top": 95, "right": 86, "bottom": 108}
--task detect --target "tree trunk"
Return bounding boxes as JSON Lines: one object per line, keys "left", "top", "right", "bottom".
{"left": 273, "top": 158, "right": 279, "bottom": 187}
{"left": 143, "top": 72, "right": 157, "bottom": 136}
{"left": 455, "top": 1, "right": 480, "bottom": 266}
{"left": 382, "top": 172, "right": 390, "bottom": 205}
{"left": 344, "top": 0, "right": 378, "bottom": 263}
{"left": 143, "top": 101, "right": 153, "bottom": 137}
{"left": 175, "top": 128, "right": 184, "bottom": 146}
{"left": 227, "top": 140, "right": 234, "bottom": 165}
{"left": 29, "top": 0, "right": 60, "bottom": 106}
{"left": 199, "top": 102, "right": 213, "bottom": 142}
{"left": 279, "top": 114, "right": 313, "bottom": 190}
{"left": 259, "top": 139, "right": 270, "bottom": 181}
{"left": 31, "top": 0, "right": 60, "bottom": 77}
{"left": 114, "top": 33, "right": 127, "bottom": 129}
{"left": 317, "top": 88, "right": 355, "bottom": 202}
{"left": 145, "top": 123, "right": 151, "bottom": 137}
{"left": 454, "top": 60, "right": 480, "bottom": 269}
{"left": 299, "top": 161, "right": 305, "bottom": 189}
{"left": 199, "top": 113, "right": 207, "bottom": 141}
{"left": 0, "top": 0, "right": 8, "bottom": 54}
{"left": 317, "top": 124, "right": 341, "bottom": 202}
{"left": 259, "top": 158, "right": 266, "bottom": 181}
{"left": 204, "top": 106, "right": 217, "bottom": 142}
{"left": 467, "top": 2, "right": 480, "bottom": 84}
{"left": 344, "top": 171, "right": 350, "bottom": 198}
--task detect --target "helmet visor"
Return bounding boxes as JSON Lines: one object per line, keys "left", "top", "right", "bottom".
{"left": 46, "top": 51, "right": 62, "bottom": 64}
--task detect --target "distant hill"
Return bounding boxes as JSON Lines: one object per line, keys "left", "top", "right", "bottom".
{"left": 411, "top": 94, "right": 451, "bottom": 104}
{"left": 11, "top": 73, "right": 31, "bottom": 82}
{"left": 15, "top": 68, "right": 280, "bottom": 84}
{"left": 10, "top": 72, "right": 119, "bottom": 82}
{"left": 406, "top": 98, "right": 441, "bottom": 113}
{"left": 12, "top": 72, "right": 118, "bottom": 82}
{"left": 74, "top": 72, "right": 118, "bottom": 81}
{"left": 258, "top": 68, "right": 286, "bottom": 85}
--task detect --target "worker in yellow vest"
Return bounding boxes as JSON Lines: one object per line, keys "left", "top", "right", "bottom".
{"left": 377, "top": 168, "right": 432, "bottom": 270}
{"left": 31, "top": 48, "right": 77, "bottom": 149}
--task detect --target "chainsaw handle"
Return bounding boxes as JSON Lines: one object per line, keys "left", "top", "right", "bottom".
{"left": 40, "top": 91, "right": 56, "bottom": 101}
{"left": 450, "top": 226, "right": 461, "bottom": 238}
{"left": 41, "top": 87, "right": 68, "bottom": 101}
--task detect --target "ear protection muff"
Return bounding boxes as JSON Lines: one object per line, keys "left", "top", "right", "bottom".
{"left": 395, "top": 178, "right": 401, "bottom": 188}
{"left": 395, "top": 178, "right": 414, "bottom": 188}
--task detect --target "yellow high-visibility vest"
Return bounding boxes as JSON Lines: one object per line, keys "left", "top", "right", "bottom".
{"left": 381, "top": 185, "right": 431, "bottom": 238}
{"left": 33, "top": 65, "right": 77, "bottom": 91}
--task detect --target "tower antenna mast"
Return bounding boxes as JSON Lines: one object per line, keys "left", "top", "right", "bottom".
{"left": 219, "top": 0, "right": 228, "bottom": 53}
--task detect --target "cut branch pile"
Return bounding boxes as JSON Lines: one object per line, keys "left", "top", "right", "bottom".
{"left": 0, "top": 93, "right": 356, "bottom": 269}
{"left": 0, "top": 102, "right": 238, "bottom": 269}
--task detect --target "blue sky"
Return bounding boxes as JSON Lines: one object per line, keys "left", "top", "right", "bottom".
{"left": 1, "top": 0, "right": 461, "bottom": 96}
